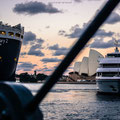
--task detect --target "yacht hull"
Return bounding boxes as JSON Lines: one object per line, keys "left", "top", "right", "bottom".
{"left": 96, "top": 79, "right": 120, "bottom": 93}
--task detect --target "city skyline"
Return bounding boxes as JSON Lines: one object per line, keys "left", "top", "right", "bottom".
{"left": 1, "top": 0, "right": 120, "bottom": 75}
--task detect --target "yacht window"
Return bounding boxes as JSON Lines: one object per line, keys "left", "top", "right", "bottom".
{"left": 97, "top": 72, "right": 102, "bottom": 77}
{"left": 102, "top": 72, "right": 119, "bottom": 77}
{"left": 15, "top": 33, "right": 20, "bottom": 38}
{"left": 107, "top": 54, "right": 120, "bottom": 57}
{"left": 0, "top": 31, "right": 6, "bottom": 35}
{"left": 96, "top": 73, "right": 99, "bottom": 77}
{"left": 8, "top": 32, "right": 14, "bottom": 37}
{"left": 103, "top": 64, "right": 120, "bottom": 68}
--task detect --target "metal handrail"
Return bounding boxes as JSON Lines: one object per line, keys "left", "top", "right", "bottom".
{"left": 25, "top": 0, "right": 120, "bottom": 113}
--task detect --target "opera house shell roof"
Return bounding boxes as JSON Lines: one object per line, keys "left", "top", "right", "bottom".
{"left": 74, "top": 49, "right": 104, "bottom": 76}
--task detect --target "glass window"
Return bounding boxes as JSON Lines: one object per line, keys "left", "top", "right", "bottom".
{"left": 0, "top": 31, "right": 6, "bottom": 35}
{"left": 102, "top": 72, "right": 119, "bottom": 77}
{"left": 103, "top": 64, "right": 120, "bottom": 68}
{"left": 8, "top": 32, "right": 14, "bottom": 37}
{"left": 15, "top": 33, "right": 20, "bottom": 38}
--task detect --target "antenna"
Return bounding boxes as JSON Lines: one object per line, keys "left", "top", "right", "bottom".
{"left": 114, "top": 34, "right": 119, "bottom": 52}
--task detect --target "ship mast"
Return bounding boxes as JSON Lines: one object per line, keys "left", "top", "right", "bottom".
{"left": 114, "top": 39, "right": 119, "bottom": 52}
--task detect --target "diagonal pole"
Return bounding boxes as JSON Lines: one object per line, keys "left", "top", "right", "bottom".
{"left": 25, "top": 0, "right": 120, "bottom": 113}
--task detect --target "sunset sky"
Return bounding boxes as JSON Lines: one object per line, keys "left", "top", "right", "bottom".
{"left": 1, "top": 0, "right": 120, "bottom": 75}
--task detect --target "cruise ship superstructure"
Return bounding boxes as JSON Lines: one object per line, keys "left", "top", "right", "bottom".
{"left": 96, "top": 41, "right": 120, "bottom": 93}
{"left": 0, "top": 21, "right": 24, "bottom": 81}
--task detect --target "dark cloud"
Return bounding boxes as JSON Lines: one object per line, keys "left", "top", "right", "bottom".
{"left": 17, "top": 62, "right": 37, "bottom": 71}
{"left": 106, "top": 12, "right": 120, "bottom": 24}
{"left": 23, "top": 31, "right": 36, "bottom": 45}
{"left": 41, "top": 58, "right": 62, "bottom": 63}
{"left": 48, "top": 44, "right": 59, "bottom": 50}
{"left": 48, "top": 44, "right": 69, "bottom": 56}
{"left": 13, "top": 1, "right": 62, "bottom": 15}
{"left": 70, "top": 24, "right": 80, "bottom": 31}
{"left": 48, "top": 44, "right": 68, "bottom": 51}
{"left": 20, "top": 52, "right": 27, "bottom": 58}
{"left": 95, "top": 29, "right": 114, "bottom": 37}
{"left": 37, "top": 38, "right": 44, "bottom": 44}
{"left": 53, "top": 49, "right": 69, "bottom": 56}
{"left": 59, "top": 24, "right": 114, "bottom": 39}
{"left": 58, "top": 30, "right": 66, "bottom": 36}
{"left": 20, "top": 52, "right": 27, "bottom": 56}
{"left": 36, "top": 67, "right": 53, "bottom": 72}
{"left": 74, "top": 0, "right": 100, "bottom": 2}
{"left": 89, "top": 38, "right": 120, "bottom": 49}
{"left": 64, "top": 24, "right": 82, "bottom": 38}
{"left": 74, "top": 0, "right": 81, "bottom": 2}
{"left": 65, "top": 27, "right": 82, "bottom": 38}
{"left": 94, "top": 10, "right": 120, "bottom": 24}
{"left": 22, "top": 32, "right": 45, "bottom": 56}
{"left": 28, "top": 44, "right": 45, "bottom": 56}
{"left": 23, "top": 32, "right": 45, "bottom": 46}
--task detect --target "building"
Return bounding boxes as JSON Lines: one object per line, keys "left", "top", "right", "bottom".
{"left": 74, "top": 49, "right": 104, "bottom": 76}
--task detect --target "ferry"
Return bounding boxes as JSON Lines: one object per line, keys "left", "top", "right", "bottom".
{"left": 0, "top": 21, "right": 24, "bottom": 81}
{"left": 96, "top": 40, "right": 120, "bottom": 93}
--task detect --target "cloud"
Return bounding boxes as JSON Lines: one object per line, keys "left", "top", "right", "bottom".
{"left": 48, "top": 44, "right": 59, "bottom": 50}
{"left": 74, "top": 0, "right": 100, "bottom": 2}
{"left": 20, "top": 52, "right": 27, "bottom": 56}
{"left": 36, "top": 38, "right": 44, "bottom": 44}
{"left": 22, "top": 32, "right": 45, "bottom": 56}
{"left": 65, "top": 28, "right": 82, "bottom": 38}
{"left": 48, "top": 44, "right": 69, "bottom": 56}
{"left": 20, "top": 52, "right": 27, "bottom": 58}
{"left": 59, "top": 24, "right": 114, "bottom": 39}
{"left": 21, "top": 31, "right": 45, "bottom": 57}
{"left": 106, "top": 12, "right": 120, "bottom": 24}
{"left": 17, "top": 62, "right": 37, "bottom": 71}
{"left": 23, "top": 32, "right": 45, "bottom": 46}
{"left": 53, "top": 49, "right": 69, "bottom": 56}
{"left": 58, "top": 30, "right": 66, "bottom": 36}
{"left": 28, "top": 44, "right": 45, "bottom": 56}
{"left": 36, "top": 67, "right": 53, "bottom": 72}
{"left": 13, "top": 1, "right": 62, "bottom": 15}
{"left": 41, "top": 58, "right": 62, "bottom": 63}
{"left": 23, "top": 31, "right": 36, "bottom": 45}
{"left": 94, "top": 10, "right": 120, "bottom": 24}
{"left": 89, "top": 38, "right": 120, "bottom": 48}
{"left": 95, "top": 29, "right": 114, "bottom": 37}
{"left": 74, "top": 0, "right": 81, "bottom": 2}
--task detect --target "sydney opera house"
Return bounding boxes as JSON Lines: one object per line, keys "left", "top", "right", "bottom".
{"left": 74, "top": 49, "right": 104, "bottom": 76}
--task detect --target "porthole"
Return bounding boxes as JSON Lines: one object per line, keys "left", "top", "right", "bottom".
{"left": 0, "top": 31, "right": 6, "bottom": 35}
{"left": 15, "top": 33, "right": 20, "bottom": 38}
{"left": 8, "top": 32, "right": 14, "bottom": 37}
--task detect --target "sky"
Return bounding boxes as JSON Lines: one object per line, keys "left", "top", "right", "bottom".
{"left": 1, "top": 0, "right": 120, "bottom": 75}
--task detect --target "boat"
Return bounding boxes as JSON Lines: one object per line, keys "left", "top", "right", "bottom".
{"left": 96, "top": 40, "right": 120, "bottom": 93}
{"left": 0, "top": 21, "right": 24, "bottom": 81}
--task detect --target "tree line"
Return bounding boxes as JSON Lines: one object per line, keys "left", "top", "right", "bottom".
{"left": 16, "top": 72, "right": 48, "bottom": 83}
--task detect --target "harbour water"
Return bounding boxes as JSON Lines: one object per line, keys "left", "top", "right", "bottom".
{"left": 23, "top": 83, "right": 120, "bottom": 120}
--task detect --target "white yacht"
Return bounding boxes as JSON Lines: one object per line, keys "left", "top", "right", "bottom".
{"left": 96, "top": 40, "right": 120, "bottom": 93}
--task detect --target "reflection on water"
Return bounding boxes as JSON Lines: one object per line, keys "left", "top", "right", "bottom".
{"left": 23, "top": 83, "right": 120, "bottom": 120}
